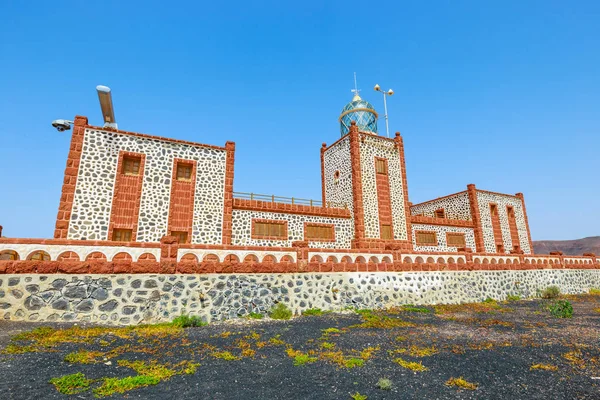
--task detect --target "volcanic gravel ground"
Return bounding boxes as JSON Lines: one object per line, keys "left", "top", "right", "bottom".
{"left": 1, "top": 296, "right": 600, "bottom": 399}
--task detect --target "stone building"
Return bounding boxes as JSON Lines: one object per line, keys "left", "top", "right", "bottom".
{"left": 50, "top": 92, "right": 532, "bottom": 256}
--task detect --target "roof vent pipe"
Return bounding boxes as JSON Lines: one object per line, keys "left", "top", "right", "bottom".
{"left": 96, "top": 85, "right": 117, "bottom": 129}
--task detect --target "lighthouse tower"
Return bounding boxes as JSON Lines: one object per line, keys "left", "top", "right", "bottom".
{"left": 321, "top": 94, "right": 413, "bottom": 250}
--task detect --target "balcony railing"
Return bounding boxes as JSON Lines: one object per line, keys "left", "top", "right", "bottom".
{"left": 233, "top": 192, "right": 347, "bottom": 209}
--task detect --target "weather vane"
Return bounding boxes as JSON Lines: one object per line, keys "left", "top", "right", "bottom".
{"left": 351, "top": 72, "right": 361, "bottom": 99}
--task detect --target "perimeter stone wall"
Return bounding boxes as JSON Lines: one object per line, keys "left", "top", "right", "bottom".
{"left": 1, "top": 269, "right": 599, "bottom": 325}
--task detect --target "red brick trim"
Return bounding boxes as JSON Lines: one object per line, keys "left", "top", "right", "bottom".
{"left": 394, "top": 133, "right": 413, "bottom": 248}
{"left": 374, "top": 157, "right": 394, "bottom": 239}
{"left": 320, "top": 143, "right": 327, "bottom": 204}
{"left": 414, "top": 230, "right": 438, "bottom": 246}
{"left": 446, "top": 232, "right": 466, "bottom": 248}
{"left": 303, "top": 222, "right": 336, "bottom": 243}
{"left": 108, "top": 151, "right": 146, "bottom": 241}
{"left": 54, "top": 116, "right": 88, "bottom": 239}
{"left": 251, "top": 219, "right": 288, "bottom": 240}
{"left": 167, "top": 158, "right": 197, "bottom": 243}
{"left": 410, "top": 190, "right": 469, "bottom": 209}
{"left": 232, "top": 198, "right": 351, "bottom": 218}
{"left": 515, "top": 192, "right": 534, "bottom": 254}
{"left": 85, "top": 124, "right": 227, "bottom": 151}
{"left": 410, "top": 215, "right": 474, "bottom": 228}
{"left": 349, "top": 123, "right": 365, "bottom": 247}
{"left": 222, "top": 141, "right": 235, "bottom": 245}
{"left": 467, "top": 184, "right": 485, "bottom": 252}
{"left": 488, "top": 202, "right": 504, "bottom": 252}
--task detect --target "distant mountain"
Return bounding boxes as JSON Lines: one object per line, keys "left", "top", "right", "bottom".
{"left": 533, "top": 236, "right": 600, "bottom": 256}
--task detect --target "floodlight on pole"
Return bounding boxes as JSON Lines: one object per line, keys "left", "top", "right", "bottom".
{"left": 374, "top": 84, "right": 394, "bottom": 138}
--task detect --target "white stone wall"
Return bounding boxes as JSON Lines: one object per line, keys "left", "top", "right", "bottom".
{"left": 69, "top": 129, "right": 227, "bottom": 244}
{"left": 231, "top": 210, "right": 353, "bottom": 249}
{"left": 411, "top": 224, "right": 476, "bottom": 252}
{"left": 2, "top": 269, "right": 599, "bottom": 324}
{"left": 476, "top": 191, "right": 531, "bottom": 254}
{"left": 359, "top": 134, "right": 408, "bottom": 240}
{"left": 410, "top": 192, "right": 471, "bottom": 220}
{"left": 323, "top": 137, "right": 354, "bottom": 212}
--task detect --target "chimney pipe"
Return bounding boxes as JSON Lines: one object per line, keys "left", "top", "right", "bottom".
{"left": 96, "top": 85, "right": 118, "bottom": 129}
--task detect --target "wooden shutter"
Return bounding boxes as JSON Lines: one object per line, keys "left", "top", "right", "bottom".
{"left": 416, "top": 231, "right": 437, "bottom": 246}
{"left": 446, "top": 233, "right": 466, "bottom": 247}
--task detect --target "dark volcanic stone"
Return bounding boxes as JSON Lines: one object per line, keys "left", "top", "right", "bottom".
{"left": 51, "top": 279, "right": 67, "bottom": 290}
{"left": 99, "top": 300, "right": 119, "bottom": 312}
{"left": 8, "top": 278, "right": 20, "bottom": 286}
{"left": 51, "top": 298, "right": 69, "bottom": 311}
{"left": 122, "top": 306, "right": 137, "bottom": 315}
{"left": 25, "top": 284, "right": 39, "bottom": 294}
{"left": 91, "top": 287, "right": 109, "bottom": 301}
{"left": 144, "top": 279, "right": 158, "bottom": 289}
{"left": 75, "top": 299, "right": 94, "bottom": 313}
{"left": 64, "top": 285, "right": 87, "bottom": 299}
{"left": 24, "top": 295, "right": 44, "bottom": 311}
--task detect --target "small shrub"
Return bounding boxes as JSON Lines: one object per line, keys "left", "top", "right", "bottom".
{"left": 530, "top": 363, "right": 558, "bottom": 371}
{"left": 94, "top": 375, "right": 160, "bottom": 397}
{"left": 445, "top": 377, "right": 477, "bottom": 390}
{"left": 269, "top": 303, "right": 293, "bottom": 320}
{"left": 483, "top": 297, "right": 496, "bottom": 304}
{"left": 64, "top": 350, "right": 104, "bottom": 364}
{"left": 322, "top": 327, "right": 342, "bottom": 334}
{"left": 589, "top": 288, "right": 600, "bottom": 295}
{"left": 506, "top": 294, "right": 521, "bottom": 302}
{"left": 402, "top": 305, "right": 432, "bottom": 313}
{"left": 49, "top": 372, "right": 92, "bottom": 395}
{"left": 344, "top": 357, "right": 365, "bottom": 368}
{"left": 350, "top": 392, "right": 367, "bottom": 400}
{"left": 549, "top": 300, "right": 573, "bottom": 318}
{"left": 268, "top": 335, "right": 286, "bottom": 346}
{"left": 541, "top": 286, "right": 561, "bottom": 299}
{"left": 321, "top": 341, "right": 336, "bottom": 350}
{"left": 376, "top": 378, "right": 392, "bottom": 390}
{"left": 211, "top": 351, "right": 240, "bottom": 361}
{"left": 302, "top": 308, "right": 326, "bottom": 316}
{"left": 293, "top": 353, "right": 318, "bottom": 366}
{"left": 171, "top": 314, "right": 207, "bottom": 328}
{"left": 248, "top": 312, "right": 264, "bottom": 319}
{"left": 393, "top": 357, "right": 428, "bottom": 372}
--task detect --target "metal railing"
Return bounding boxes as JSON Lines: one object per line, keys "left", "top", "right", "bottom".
{"left": 233, "top": 192, "right": 347, "bottom": 209}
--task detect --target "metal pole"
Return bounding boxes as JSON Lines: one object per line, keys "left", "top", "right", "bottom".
{"left": 382, "top": 92, "right": 390, "bottom": 138}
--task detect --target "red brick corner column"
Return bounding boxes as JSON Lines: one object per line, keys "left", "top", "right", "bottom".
{"left": 320, "top": 142, "right": 327, "bottom": 204}
{"left": 348, "top": 122, "right": 365, "bottom": 248}
{"left": 467, "top": 184, "right": 486, "bottom": 253}
{"left": 54, "top": 115, "right": 88, "bottom": 239}
{"left": 293, "top": 240, "right": 309, "bottom": 272}
{"left": 160, "top": 235, "right": 179, "bottom": 273}
{"left": 515, "top": 192, "right": 535, "bottom": 254}
{"left": 394, "top": 132, "right": 413, "bottom": 248}
{"left": 222, "top": 141, "right": 236, "bottom": 245}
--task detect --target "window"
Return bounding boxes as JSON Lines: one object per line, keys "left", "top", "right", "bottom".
{"left": 507, "top": 206, "right": 515, "bottom": 218}
{"left": 446, "top": 232, "right": 466, "bottom": 247}
{"left": 434, "top": 209, "right": 445, "bottom": 219}
{"left": 375, "top": 158, "right": 387, "bottom": 175}
{"left": 171, "top": 231, "right": 188, "bottom": 244}
{"left": 0, "top": 250, "right": 18, "bottom": 261}
{"left": 380, "top": 224, "right": 393, "bottom": 240}
{"left": 113, "top": 229, "right": 132, "bottom": 242}
{"left": 305, "top": 224, "right": 335, "bottom": 241}
{"left": 416, "top": 231, "right": 437, "bottom": 246}
{"left": 253, "top": 220, "right": 287, "bottom": 239}
{"left": 176, "top": 163, "right": 193, "bottom": 181}
{"left": 490, "top": 204, "right": 498, "bottom": 216}
{"left": 122, "top": 156, "right": 141, "bottom": 176}
{"left": 29, "top": 251, "right": 50, "bottom": 261}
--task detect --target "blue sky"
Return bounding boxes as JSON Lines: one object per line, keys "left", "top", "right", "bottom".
{"left": 0, "top": 1, "right": 598, "bottom": 240}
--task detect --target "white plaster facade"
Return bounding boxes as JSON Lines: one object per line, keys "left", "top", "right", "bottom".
{"left": 68, "top": 128, "right": 227, "bottom": 244}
